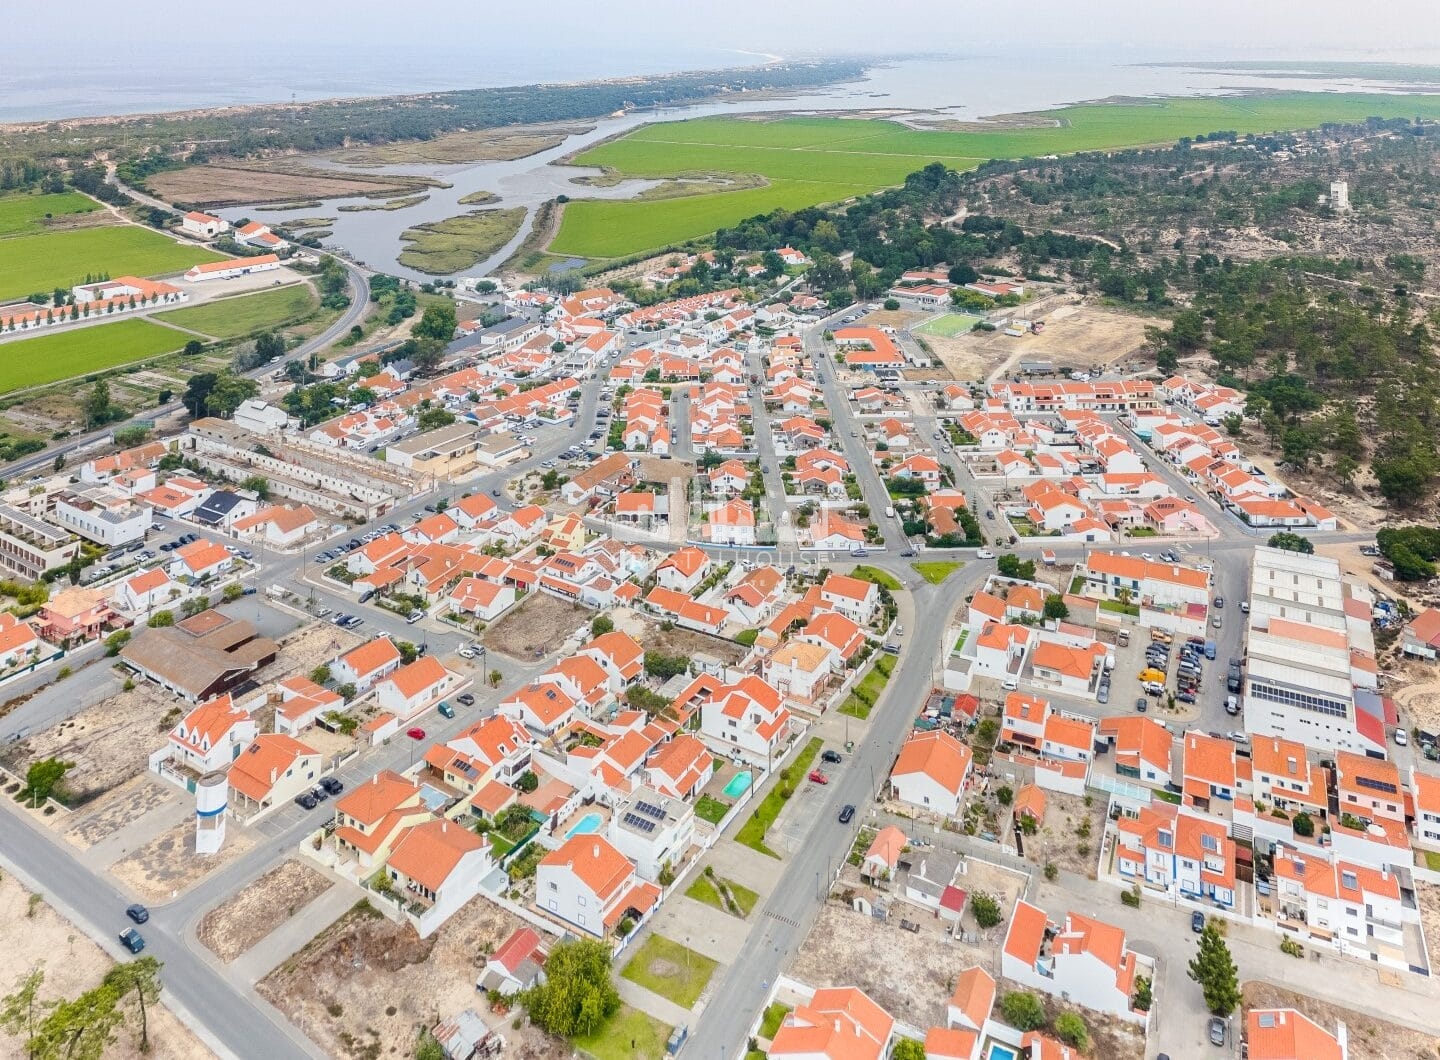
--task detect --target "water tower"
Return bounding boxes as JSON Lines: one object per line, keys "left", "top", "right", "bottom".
{"left": 195, "top": 771, "right": 228, "bottom": 855}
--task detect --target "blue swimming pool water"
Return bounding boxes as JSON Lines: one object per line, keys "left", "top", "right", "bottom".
{"left": 417, "top": 784, "right": 449, "bottom": 812}
{"left": 722, "top": 771, "right": 753, "bottom": 798}
{"left": 566, "top": 811, "right": 604, "bottom": 839}
{"left": 985, "top": 1044, "right": 1019, "bottom": 1060}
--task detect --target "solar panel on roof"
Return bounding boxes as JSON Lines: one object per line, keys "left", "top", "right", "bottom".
{"left": 622, "top": 812, "right": 656, "bottom": 833}
{"left": 635, "top": 799, "right": 666, "bottom": 820}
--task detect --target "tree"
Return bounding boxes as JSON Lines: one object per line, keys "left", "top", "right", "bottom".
{"left": 998, "top": 991, "right": 1045, "bottom": 1031}
{"left": 883, "top": 298, "right": 900, "bottom": 311}
{"left": 0, "top": 964, "right": 56, "bottom": 1058}
{"left": 103, "top": 956, "right": 163, "bottom": 1053}
{"left": 112, "top": 425, "right": 150, "bottom": 449}
{"left": 182, "top": 339, "right": 204, "bottom": 356}
{"left": 1266, "top": 531, "right": 1313, "bottom": 554}
{"left": 253, "top": 331, "right": 285, "bottom": 362}
{"left": 891, "top": 1040, "right": 925, "bottom": 1060}
{"left": 517, "top": 770, "right": 539, "bottom": 793}
{"left": 396, "top": 641, "right": 419, "bottom": 665}
{"left": 31, "top": 982, "right": 122, "bottom": 1060}
{"left": 21, "top": 759, "right": 71, "bottom": 805}
{"left": 488, "top": 669, "right": 502, "bottom": 688}
{"left": 412, "top": 301, "right": 457, "bottom": 342}
{"left": 947, "top": 262, "right": 979, "bottom": 286}
{"left": 416, "top": 407, "right": 455, "bottom": 432}
{"left": 181, "top": 373, "right": 218, "bottom": 417}
{"left": 408, "top": 336, "right": 446, "bottom": 374}
{"left": 310, "top": 665, "right": 331, "bottom": 685}
{"left": 82, "top": 381, "right": 115, "bottom": 431}
{"left": 996, "top": 554, "right": 1036, "bottom": 580}
{"left": 1292, "top": 811, "right": 1315, "bottom": 837}
{"left": 204, "top": 372, "right": 259, "bottom": 418}
{"left": 103, "top": 630, "right": 131, "bottom": 657}
{"left": 1188, "top": 923, "right": 1241, "bottom": 1015}
{"left": 643, "top": 650, "right": 689, "bottom": 681}
{"left": 1132, "top": 975, "right": 1153, "bottom": 1012}
{"left": 1043, "top": 594, "right": 1068, "bottom": 620}
{"left": 222, "top": 582, "right": 244, "bottom": 602}
{"left": 241, "top": 475, "right": 269, "bottom": 500}
{"left": 591, "top": 615, "right": 614, "bottom": 638}
{"left": 519, "top": 938, "right": 620, "bottom": 1037}
{"left": 1052, "top": 1012, "right": 1089, "bottom": 1051}
{"left": 147, "top": 610, "right": 175, "bottom": 628}
{"left": 970, "top": 892, "right": 1003, "bottom": 929}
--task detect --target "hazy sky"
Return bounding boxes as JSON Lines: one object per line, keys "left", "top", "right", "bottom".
{"left": 21, "top": 0, "right": 1440, "bottom": 62}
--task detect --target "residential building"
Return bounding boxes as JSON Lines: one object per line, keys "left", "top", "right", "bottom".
{"left": 1271, "top": 849, "right": 1410, "bottom": 968}
{"left": 1097, "top": 717, "right": 1172, "bottom": 788}
{"left": 644, "top": 733, "right": 713, "bottom": 802}
{"left": 0, "top": 505, "right": 80, "bottom": 581}
{"left": 605, "top": 787, "right": 694, "bottom": 882}
{"left": 1115, "top": 800, "right": 1236, "bottom": 909}
{"left": 769, "top": 987, "right": 894, "bottom": 1060}
{"left": 51, "top": 490, "right": 150, "bottom": 547}
{"left": 819, "top": 573, "right": 879, "bottom": 625}
{"left": 226, "top": 734, "right": 321, "bottom": 819}
{"left": 1412, "top": 769, "right": 1440, "bottom": 853}
{"left": 1245, "top": 1008, "right": 1345, "bottom": 1060}
{"left": 696, "top": 674, "right": 793, "bottom": 764}
{"left": 32, "top": 586, "right": 120, "bottom": 643}
{"left": 231, "top": 504, "right": 320, "bottom": 548}
{"left": 765, "top": 640, "right": 833, "bottom": 707}
{"left": 890, "top": 730, "right": 973, "bottom": 817}
{"left": 1001, "top": 901, "right": 1147, "bottom": 1022}
{"left": 477, "top": 928, "right": 546, "bottom": 996}
{"left": 535, "top": 834, "right": 660, "bottom": 937}
{"left": 332, "top": 637, "right": 404, "bottom": 693}
{"left": 375, "top": 656, "right": 459, "bottom": 721}
{"left": 156, "top": 693, "right": 258, "bottom": 777}
{"left": 384, "top": 818, "right": 492, "bottom": 938}
{"left": 333, "top": 770, "right": 432, "bottom": 870}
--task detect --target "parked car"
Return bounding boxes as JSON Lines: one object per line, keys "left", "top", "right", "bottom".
{"left": 1225, "top": 695, "right": 1240, "bottom": 715}
{"left": 821, "top": 750, "right": 843, "bottom": 764}
{"left": 119, "top": 929, "right": 145, "bottom": 954}
{"left": 976, "top": 548, "right": 995, "bottom": 559}
{"left": 406, "top": 727, "right": 426, "bottom": 740}
{"left": 900, "top": 549, "right": 916, "bottom": 558}
{"left": 437, "top": 701, "right": 456, "bottom": 719}
{"left": 406, "top": 609, "right": 425, "bottom": 624}
{"left": 125, "top": 904, "right": 149, "bottom": 924}
{"left": 1213, "top": 596, "right": 1224, "bottom": 609}
{"left": 320, "top": 776, "right": 344, "bottom": 796}
{"left": 1396, "top": 728, "right": 1409, "bottom": 746}
{"left": 294, "top": 792, "right": 317, "bottom": 810}
{"left": 457, "top": 693, "right": 476, "bottom": 707}
{"left": 1192, "top": 910, "right": 1206, "bottom": 933}
{"left": 807, "top": 770, "right": 829, "bottom": 785}
{"left": 310, "top": 785, "right": 329, "bottom": 801}
{"left": 1208, "top": 1016, "right": 1226, "bottom": 1047}
{"left": 850, "top": 548, "right": 869, "bottom": 558}
{"left": 838, "top": 804, "right": 855, "bottom": 824}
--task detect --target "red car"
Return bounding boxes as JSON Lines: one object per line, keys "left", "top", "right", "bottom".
{"left": 406, "top": 727, "right": 426, "bottom": 740}
{"left": 807, "top": 770, "right": 829, "bottom": 785}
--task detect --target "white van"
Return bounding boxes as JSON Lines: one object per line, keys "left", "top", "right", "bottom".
{"left": 884, "top": 506, "right": 896, "bottom": 519}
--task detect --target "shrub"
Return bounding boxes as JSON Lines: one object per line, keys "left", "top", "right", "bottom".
{"left": 999, "top": 991, "right": 1045, "bottom": 1032}
{"left": 970, "top": 892, "right": 1003, "bottom": 929}
{"left": 1120, "top": 884, "right": 1141, "bottom": 908}
{"left": 1053, "top": 1012, "right": 1089, "bottom": 1051}
{"left": 1292, "top": 811, "right": 1315, "bottom": 837}
{"left": 1280, "top": 937, "right": 1304, "bottom": 958}
{"left": 1132, "top": 975, "right": 1152, "bottom": 1012}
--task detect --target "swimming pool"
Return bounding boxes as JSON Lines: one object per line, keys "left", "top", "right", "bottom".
{"left": 722, "top": 771, "right": 753, "bottom": 798}
{"left": 984, "top": 1043, "right": 1019, "bottom": 1060}
{"left": 417, "top": 784, "right": 449, "bottom": 812}
{"left": 566, "top": 812, "right": 604, "bottom": 839}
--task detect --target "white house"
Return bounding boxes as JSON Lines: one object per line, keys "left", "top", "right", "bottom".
{"left": 375, "top": 657, "right": 459, "bottom": 721}
{"left": 535, "top": 834, "right": 660, "bottom": 937}
{"left": 448, "top": 577, "right": 517, "bottom": 622}
{"left": 654, "top": 547, "right": 710, "bottom": 593}
{"left": 231, "top": 504, "right": 319, "bottom": 548}
{"left": 384, "top": 818, "right": 493, "bottom": 938}
{"left": 116, "top": 567, "right": 179, "bottom": 614}
{"left": 889, "top": 730, "right": 973, "bottom": 818}
{"left": 819, "top": 573, "right": 879, "bottom": 625}
{"left": 696, "top": 674, "right": 793, "bottom": 764}
{"left": 605, "top": 787, "right": 695, "bottom": 883}
{"left": 157, "top": 693, "right": 258, "bottom": 776}
{"left": 331, "top": 637, "right": 404, "bottom": 693}
{"left": 181, "top": 211, "right": 228, "bottom": 238}
{"left": 1001, "top": 901, "right": 1148, "bottom": 1023}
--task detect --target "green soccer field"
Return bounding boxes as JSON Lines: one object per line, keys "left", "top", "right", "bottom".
{"left": 155, "top": 283, "right": 317, "bottom": 339}
{"left": 0, "top": 225, "right": 222, "bottom": 302}
{"left": 0, "top": 319, "right": 185, "bottom": 394}
{"left": 915, "top": 313, "right": 982, "bottom": 338}
{"left": 0, "top": 191, "right": 102, "bottom": 238}
{"left": 552, "top": 92, "right": 1440, "bottom": 259}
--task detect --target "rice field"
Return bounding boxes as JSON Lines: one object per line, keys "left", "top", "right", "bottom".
{"left": 0, "top": 191, "right": 102, "bottom": 237}
{"left": 0, "top": 225, "right": 222, "bottom": 301}
{"left": 0, "top": 319, "right": 184, "bottom": 394}
{"left": 552, "top": 92, "right": 1440, "bottom": 259}
{"left": 154, "top": 283, "right": 317, "bottom": 339}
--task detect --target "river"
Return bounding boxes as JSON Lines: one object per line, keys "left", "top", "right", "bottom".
{"left": 212, "top": 52, "right": 1440, "bottom": 283}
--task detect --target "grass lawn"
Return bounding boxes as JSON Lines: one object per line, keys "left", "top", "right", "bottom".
{"left": 398, "top": 207, "right": 527, "bottom": 274}
{"left": 552, "top": 93, "right": 1440, "bottom": 258}
{"left": 485, "top": 833, "right": 516, "bottom": 859}
{"left": 735, "top": 737, "right": 823, "bottom": 858}
{"left": 154, "top": 283, "right": 317, "bottom": 339}
{"left": 574, "top": 1005, "right": 671, "bottom": 1060}
{"left": 0, "top": 319, "right": 184, "bottom": 395}
{"left": 912, "top": 561, "right": 963, "bottom": 584}
{"left": 1100, "top": 599, "right": 1141, "bottom": 617}
{"left": 621, "top": 934, "right": 718, "bottom": 1009}
{"left": 914, "top": 313, "right": 981, "bottom": 338}
{"left": 0, "top": 191, "right": 101, "bottom": 237}
{"left": 694, "top": 794, "right": 730, "bottom": 825}
{"left": 0, "top": 225, "right": 222, "bottom": 302}
{"left": 839, "top": 654, "right": 896, "bottom": 721}
{"left": 759, "top": 1002, "right": 793, "bottom": 1040}
{"left": 685, "top": 871, "right": 759, "bottom": 918}
{"left": 850, "top": 564, "right": 902, "bottom": 591}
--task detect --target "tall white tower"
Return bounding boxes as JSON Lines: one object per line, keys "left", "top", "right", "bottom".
{"left": 1330, "top": 180, "right": 1350, "bottom": 213}
{"left": 195, "top": 770, "right": 228, "bottom": 855}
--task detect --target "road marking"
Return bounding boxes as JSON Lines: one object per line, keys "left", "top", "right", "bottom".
{"left": 765, "top": 911, "right": 800, "bottom": 928}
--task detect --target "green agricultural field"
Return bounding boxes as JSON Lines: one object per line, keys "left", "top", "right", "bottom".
{"left": 0, "top": 191, "right": 101, "bottom": 237}
{"left": 0, "top": 319, "right": 183, "bottom": 394}
{"left": 0, "top": 226, "right": 222, "bottom": 302}
{"left": 155, "top": 283, "right": 317, "bottom": 339}
{"left": 915, "top": 313, "right": 982, "bottom": 338}
{"left": 553, "top": 92, "right": 1440, "bottom": 258}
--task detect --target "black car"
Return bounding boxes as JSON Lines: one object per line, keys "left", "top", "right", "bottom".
{"left": 295, "top": 792, "right": 318, "bottom": 810}
{"left": 457, "top": 693, "right": 476, "bottom": 706}
{"left": 1192, "top": 910, "right": 1206, "bottom": 933}
{"left": 900, "top": 549, "right": 916, "bottom": 558}
{"left": 1135, "top": 698, "right": 1148, "bottom": 713}
{"left": 320, "top": 776, "right": 344, "bottom": 796}
{"left": 125, "top": 904, "right": 149, "bottom": 924}
{"left": 821, "top": 750, "right": 843, "bottom": 764}
{"left": 310, "top": 785, "right": 329, "bottom": 801}
{"left": 119, "top": 929, "right": 145, "bottom": 954}
{"left": 838, "top": 804, "right": 856, "bottom": 824}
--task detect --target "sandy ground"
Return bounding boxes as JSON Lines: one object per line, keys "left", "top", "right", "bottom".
{"left": 1019, "top": 790, "right": 1108, "bottom": 879}
{"left": 109, "top": 819, "right": 256, "bottom": 904}
{"left": 926, "top": 298, "right": 1152, "bottom": 384}
{"left": 0, "top": 681, "right": 178, "bottom": 808}
{"left": 483, "top": 592, "right": 592, "bottom": 659}
{"left": 64, "top": 773, "right": 180, "bottom": 851}
{"left": 258, "top": 896, "right": 567, "bottom": 1060}
{"left": 0, "top": 873, "right": 213, "bottom": 1060}
{"left": 1241, "top": 979, "right": 1439, "bottom": 1059}
{"left": 856, "top": 308, "right": 930, "bottom": 330}
{"left": 197, "top": 859, "right": 333, "bottom": 963}
{"left": 147, "top": 165, "right": 429, "bottom": 208}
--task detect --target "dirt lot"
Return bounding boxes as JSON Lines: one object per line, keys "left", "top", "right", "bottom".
{"left": 259, "top": 896, "right": 568, "bottom": 1060}
{"left": 64, "top": 773, "right": 180, "bottom": 850}
{"left": 1001, "top": 977, "right": 1145, "bottom": 1060}
{"left": 483, "top": 591, "right": 591, "bottom": 659}
{"left": 147, "top": 165, "right": 432, "bottom": 208}
{"left": 1020, "top": 790, "right": 1108, "bottom": 879}
{"left": 197, "top": 860, "right": 333, "bottom": 963}
{"left": 0, "top": 681, "right": 178, "bottom": 807}
{"left": 1417, "top": 882, "right": 1440, "bottom": 959}
{"left": 0, "top": 872, "right": 212, "bottom": 1059}
{"left": 1241, "top": 980, "right": 1438, "bottom": 1059}
{"left": 926, "top": 297, "right": 1151, "bottom": 383}
{"left": 110, "top": 819, "right": 256, "bottom": 904}
{"left": 612, "top": 610, "right": 748, "bottom": 667}
{"left": 857, "top": 307, "right": 930, "bottom": 331}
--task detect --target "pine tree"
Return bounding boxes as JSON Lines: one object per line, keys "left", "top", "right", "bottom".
{"left": 1187, "top": 923, "right": 1240, "bottom": 1015}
